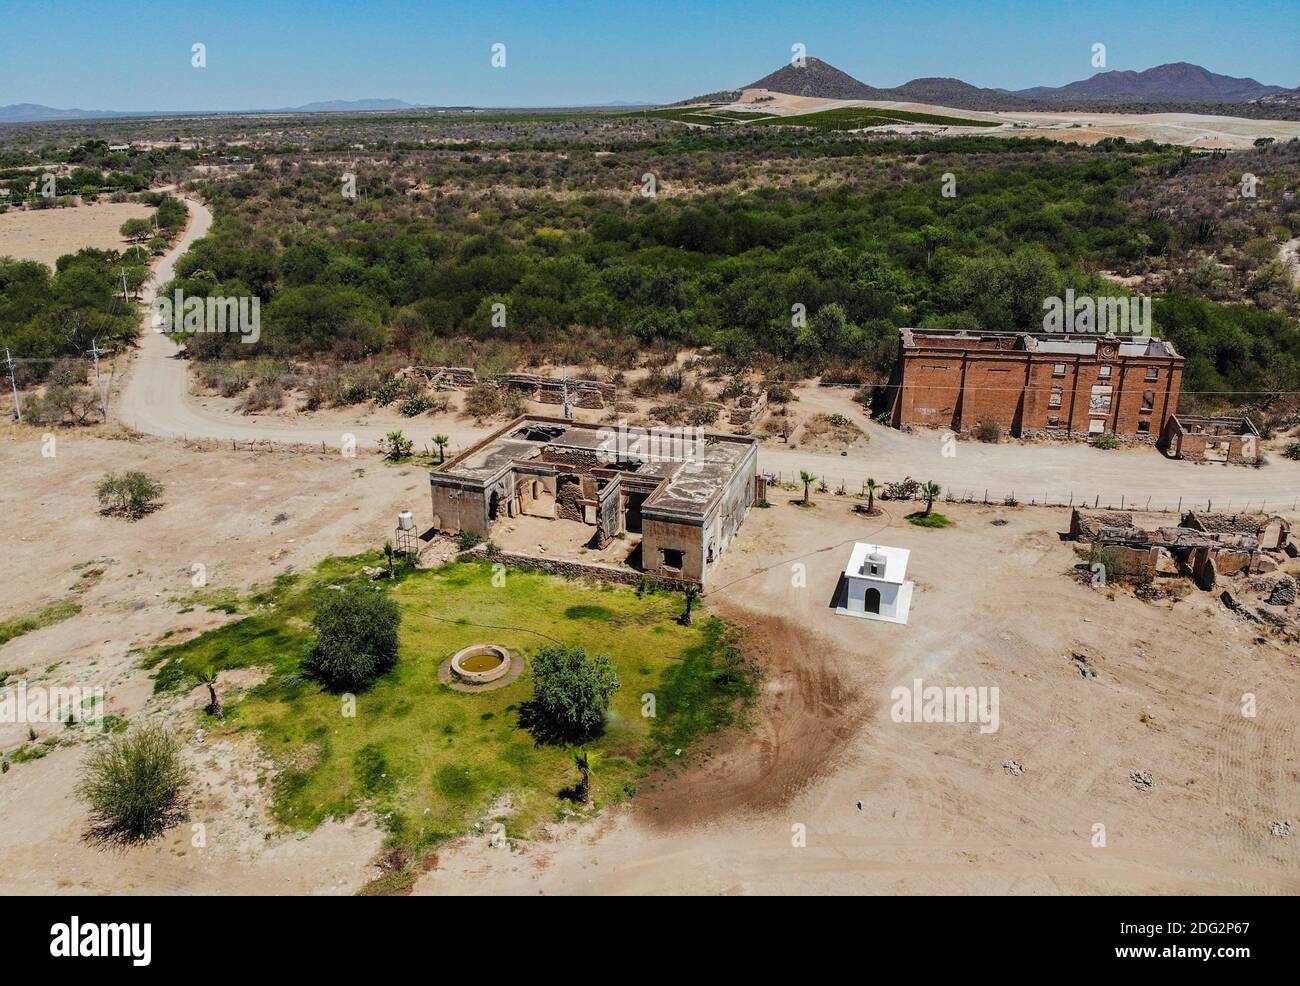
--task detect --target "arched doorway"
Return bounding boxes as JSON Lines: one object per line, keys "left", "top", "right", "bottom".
{"left": 864, "top": 587, "right": 881, "bottom": 614}
{"left": 488, "top": 489, "right": 501, "bottom": 521}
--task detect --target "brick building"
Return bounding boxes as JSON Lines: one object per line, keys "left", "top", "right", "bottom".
{"left": 429, "top": 415, "right": 760, "bottom": 584}
{"left": 1160, "top": 415, "right": 1259, "bottom": 464}
{"left": 884, "top": 328, "right": 1184, "bottom": 441}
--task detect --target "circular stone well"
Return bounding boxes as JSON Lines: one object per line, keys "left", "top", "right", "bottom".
{"left": 449, "top": 643, "right": 512, "bottom": 684}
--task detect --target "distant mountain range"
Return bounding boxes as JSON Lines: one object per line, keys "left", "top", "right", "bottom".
{"left": 0, "top": 98, "right": 425, "bottom": 124}
{"left": 682, "top": 58, "right": 1293, "bottom": 113}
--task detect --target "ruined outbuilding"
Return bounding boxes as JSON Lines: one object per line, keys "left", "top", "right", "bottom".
{"left": 429, "top": 415, "right": 759, "bottom": 584}
{"left": 1160, "top": 415, "right": 1260, "bottom": 464}
{"left": 1068, "top": 508, "right": 1292, "bottom": 590}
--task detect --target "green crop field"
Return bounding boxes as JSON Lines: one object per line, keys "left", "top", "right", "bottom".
{"left": 754, "top": 105, "right": 1000, "bottom": 130}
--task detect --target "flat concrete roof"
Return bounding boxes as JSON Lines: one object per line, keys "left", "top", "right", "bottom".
{"left": 433, "top": 415, "right": 756, "bottom": 521}
{"left": 844, "top": 542, "right": 909, "bottom": 585}
{"left": 900, "top": 328, "right": 1179, "bottom": 360}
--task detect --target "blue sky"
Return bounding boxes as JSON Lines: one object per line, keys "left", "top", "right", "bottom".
{"left": 2, "top": 0, "right": 1297, "bottom": 110}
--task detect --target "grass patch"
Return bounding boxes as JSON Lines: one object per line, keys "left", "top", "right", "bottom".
{"left": 142, "top": 557, "right": 757, "bottom": 857}
{"left": 0, "top": 601, "right": 82, "bottom": 648}
{"left": 906, "top": 511, "right": 952, "bottom": 528}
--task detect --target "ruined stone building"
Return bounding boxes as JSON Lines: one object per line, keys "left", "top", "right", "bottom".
{"left": 429, "top": 416, "right": 759, "bottom": 584}
{"left": 1160, "top": 415, "right": 1260, "bottom": 464}
{"left": 884, "top": 329, "right": 1184, "bottom": 440}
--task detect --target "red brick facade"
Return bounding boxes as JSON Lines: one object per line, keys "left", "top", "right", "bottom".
{"left": 885, "top": 329, "right": 1184, "bottom": 441}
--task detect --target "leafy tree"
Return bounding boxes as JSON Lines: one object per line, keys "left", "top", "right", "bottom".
{"left": 307, "top": 583, "right": 401, "bottom": 690}
{"left": 77, "top": 724, "right": 190, "bottom": 844}
{"left": 865, "top": 478, "right": 879, "bottom": 514}
{"left": 679, "top": 585, "right": 700, "bottom": 626}
{"left": 432, "top": 433, "right": 449, "bottom": 463}
{"left": 526, "top": 644, "right": 621, "bottom": 743}
{"left": 197, "top": 666, "right": 221, "bottom": 717}
{"left": 96, "top": 470, "right": 163, "bottom": 519}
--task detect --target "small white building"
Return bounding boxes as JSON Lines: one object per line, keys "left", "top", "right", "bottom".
{"left": 836, "top": 542, "right": 914, "bottom": 624}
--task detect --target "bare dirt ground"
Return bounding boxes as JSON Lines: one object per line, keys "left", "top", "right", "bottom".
{"left": 0, "top": 201, "right": 153, "bottom": 268}
{"left": 714, "top": 90, "right": 1300, "bottom": 148}
{"left": 0, "top": 427, "right": 427, "bottom": 893}
{"left": 416, "top": 495, "right": 1300, "bottom": 895}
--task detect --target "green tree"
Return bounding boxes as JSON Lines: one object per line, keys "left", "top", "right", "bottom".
{"left": 307, "top": 583, "right": 401, "bottom": 690}
{"left": 865, "top": 478, "right": 879, "bottom": 514}
{"left": 922, "top": 481, "right": 942, "bottom": 515}
{"left": 679, "top": 585, "right": 700, "bottom": 626}
{"left": 433, "top": 434, "right": 449, "bottom": 463}
{"left": 799, "top": 471, "right": 816, "bottom": 505}
{"left": 96, "top": 470, "right": 164, "bottom": 519}
{"left": 197, "top": 666, "right": 221, "bottom": 717}
{"left": 526, "top": 644, "right": 621, "bottom": 743}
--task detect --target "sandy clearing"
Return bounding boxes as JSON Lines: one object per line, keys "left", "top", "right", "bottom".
{"left": 0, "top": 201, "right": 153, "bottom": 268}
{"left": 0, "top": 430, "right": 429, "bottom": 894}
{"left": 418, "top": 496, "right": 1300, "bottom": 895}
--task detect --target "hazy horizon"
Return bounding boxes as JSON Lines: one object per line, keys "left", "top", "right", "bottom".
{"left": 2, "top": 0, "right": 1297, "bottom": 112}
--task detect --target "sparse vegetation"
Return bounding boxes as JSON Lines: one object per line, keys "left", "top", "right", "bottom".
{"left": 77, "top": 724, "right": 190, "bottom": 845}
{"left": 95, "top": 470, "right": 163, "bottom": 519}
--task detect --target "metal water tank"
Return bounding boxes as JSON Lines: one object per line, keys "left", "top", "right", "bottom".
{"left": 397, "top": 511, "right": 414, "bottom": 531}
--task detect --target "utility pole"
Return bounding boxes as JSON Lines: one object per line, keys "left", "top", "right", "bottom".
{"left": 120, "top": 268, "right": 129, "bottom": 301}
{"left": 4, "top": 348, "right": 20, "bottom": 422}
{"left": 87, "top": 338, "right": 108, "bottom": 418}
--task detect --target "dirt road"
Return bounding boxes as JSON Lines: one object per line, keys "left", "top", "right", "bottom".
{"left": 118, "top": 199, "right": 1300, "bottom": 511}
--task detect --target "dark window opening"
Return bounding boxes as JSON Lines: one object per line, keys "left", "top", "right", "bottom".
{"left": 1137, "top": 420, "right": 1151, "bottom": 434}
{"left": 661, "top": 548, "right": 685, "bottom": 571}
{"left": 1145, "top": 367, "right": 1158, "bottom": 381}
{"left": 865, "top": 587, "right": 881, "bottom": 614}
{"left": 1141, "top": 389, "right": 1155, "bottom": 411}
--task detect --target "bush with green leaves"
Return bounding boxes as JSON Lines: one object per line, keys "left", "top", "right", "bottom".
{"left": 380, "top": 430, "right": 413, "bottom": 461}
{"left": 525, "top": 644, "right": 621, "bottom": 743}
{"left": 95, "top": 470, "right": 164, "bottom": 518}
{"left": 1283, "top": 441, "right": 1300, "bottom": 461}
{"left": 77, "top": 724, "right": 190, "bottom": 844}
{"left": 307, "top": 583, "right": 401, "bottom": 690}
{"left": 1092, "top": 432, "right": 1121, "bottom": 450}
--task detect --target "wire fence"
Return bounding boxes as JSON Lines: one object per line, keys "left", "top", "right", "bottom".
{"left": 764, "top": 471, "right": 1300, "bottom": 516}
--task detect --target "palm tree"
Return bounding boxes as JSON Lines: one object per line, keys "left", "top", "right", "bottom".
{"left": 680, "top": 585, "right": 700, "bottom": 626}
{"left": 433, "top": 434, "right": 449, "bottom": 463}
{"left": 198, "top": 667, "right": 221, "bottom": 718}
{"left": 383, "top": 539, "right": 395, "bottom": 578}
{"left": 922, "top": 481, "right": 942, "bottom": 516}
{"left": 865, "top": 478, "right": 880, "bottom": 514}
{"left": 799, "top": 471, "right": 816, "bottom": 505}
{"left": 574, "top": 749, "right": 601, "bottom": 806}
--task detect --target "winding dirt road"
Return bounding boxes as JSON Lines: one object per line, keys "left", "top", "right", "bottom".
{"left": 118, "top": 198, "right": 1300, "bottom": 512}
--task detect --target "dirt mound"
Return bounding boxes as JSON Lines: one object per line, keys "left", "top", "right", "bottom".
{"left": 636, "top": 609, "right": 864, "bottom": 828}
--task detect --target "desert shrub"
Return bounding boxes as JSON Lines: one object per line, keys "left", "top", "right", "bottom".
{"left": 399, "top": 394, "right": 435, "bottom": 416}
{"left": 1088, "top": 544, "right": 1153, "bottom": 586}
{"left": 975, "top": 421, "right": 1002, "bottom": 443}
{"left": 1282, "top": 441, "right": 1300, "bottom": 461}
{"left": 77, "top": 724, "right": 190, "bottom": 844}
{"left": 1092, "top": 432, "right": 1121, "bottom": 450}
{"left": 96, "top": 471, "right": 163, "bottom": 518}
{"left": 239, "top": 380, "right": 283, "bottom": 413}
{"left": 524, "top": 644, "right": 621, "bottom": 743}
{"left": 307, "top": 583, "right": 401, "bottom": 691}
{"left": 462, "top": 383, "right": 521, "bottom": 420}
{"left": 456, "top": 529, "right": 483, "bottom": 551}
{"left": 371, "top": 378, "right": 403, "bottom": 406}
{"left": 766, "top": 383, "right": 794, "bottom": 403}
{"left": 687, "top": 404, "right": 720, "bottom": 427}
{"left": 24, "top": 384, "right": 103, "bottom": 426}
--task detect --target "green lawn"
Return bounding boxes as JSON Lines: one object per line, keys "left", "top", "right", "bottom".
{"left": 144, "top": 557, "right": 756, "bottom": 858}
